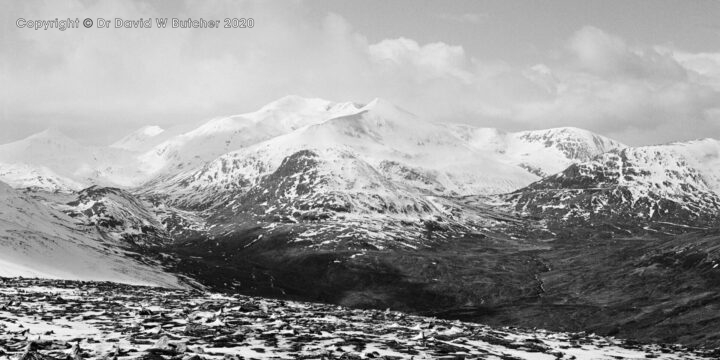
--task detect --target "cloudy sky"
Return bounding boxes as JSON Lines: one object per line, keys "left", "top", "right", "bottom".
{"left": 2, "top": 0, "right": 720, "bottom": 146}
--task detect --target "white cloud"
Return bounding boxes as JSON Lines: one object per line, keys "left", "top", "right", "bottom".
{"left": 672, "top": 51, "right": 720, "bottom": 86}
{"left": 368, "top": 38, "right": 472, "bottom": 82}
{"left": 567, "top": 26, "right": 687, "bottom": 80}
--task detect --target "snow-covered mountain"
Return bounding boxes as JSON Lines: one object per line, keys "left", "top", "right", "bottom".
{"left": 662, "top": 138, "right": 720, "bottom": 193}
{"left": 448, "top": 125, "right": 626, "bottom": 177}
{"left": 139, "top": 101, "right": 503, "bottom": 229}
{"left": 110, "top": 125, "right": 167, "bottom": 152}
{"left": 136, "top": 96, "right": 364, "bottom": 175}
{"left": 142, "top": 99, "right": 624, "bottom": 209}
{"left": 2, "top": 96, "right": 715, "bottom": 240}
{"left": 0, "top": 162, "right": 83, "bottom": 191}
{"left": 0, "top": 128, "right": 149, "bottom": 189}
{"left": 0, "top": 180, "right": 183, "bottom": 287}
{"left": 516, "top": 126, "right": 626, "bottom": 162}
{"left": 0, "top": 97, "right": 627, "bottom": 199}
{"left": 4, "top": 96, "right": 717, "bottom": 241}
{"left": 506, "top": 144, "right": 720, "bottom": 232}
{"left": 133, "top": 98, "right": 631, "bottom": 248}
{"left": 0, "top": 97, "right": 365, "bottom": 191}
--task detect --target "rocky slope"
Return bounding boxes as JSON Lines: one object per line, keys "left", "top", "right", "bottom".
{"left": 57, "top": 186, "right": 174, "bottom": 248}
{"left": 1, "top": 277, "right": 714, "bottom": 360}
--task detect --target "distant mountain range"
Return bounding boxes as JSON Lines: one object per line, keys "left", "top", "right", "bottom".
{"left": 0, "top": 96, "right": 626, "bottom": 193}
{"left": 2, "top": 95, "right": 718, "bottom": 270}
{"left": 2, "top": 96, "right": 720, "bottom": 347}
{"left": 3, "top": 96, "right": 718, "bottom": 236}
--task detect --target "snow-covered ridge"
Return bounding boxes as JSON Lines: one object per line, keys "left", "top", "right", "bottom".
{"left": 507, "top": 144, "right": 720, "bottom": 229}
{"left": 0, "top": 128, "right": 152, "bottom": 189}
{"left": 516, "top": 126, "right": 626, "bottom": 161}
{"left": 143, "top": 98, "right": 633, "bottom": 215}
{"left": 132, "top": 99, "right": 644, "bottom": 249}
{"left": 447, "top": 125, "right": 627, "bottom": 177}
{"left": 142, "top": 99, "right": 538, "bottom": 209}
{"left": 110, "top": 125, "right": 166, "bottom": 151}
{"left": 136, "top": 96, "right": 364, "bottom": 176}
{"left": 2, "top": 96, "right": 717, "bottom": 234}
{"left": 0, "top": 162, "right": 83, "bottom": 192}
{"left": 0, "top": 96, "right": 633, "bottom": 194}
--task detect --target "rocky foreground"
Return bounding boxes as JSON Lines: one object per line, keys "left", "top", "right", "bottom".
{"left": 0, "top": 278, "right": 716, "bottom": 359}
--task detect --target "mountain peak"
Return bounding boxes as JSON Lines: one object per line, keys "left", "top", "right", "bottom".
{"left": 5, "top": 128, "right": 84, "bottom": 150}
{"left": 516, "top": 126, "right": 626, "bottom": 162}
{"left": 523, "top": 126, "right": 602, "bottom": 138}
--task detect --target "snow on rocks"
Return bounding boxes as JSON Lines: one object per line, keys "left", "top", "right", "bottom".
{"left": 0, "top": 277, "right": 713, "bottom": 360}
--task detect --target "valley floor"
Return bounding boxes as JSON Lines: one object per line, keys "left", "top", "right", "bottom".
{"left": 0, "top": 277, "right": 715, "bottom": 360}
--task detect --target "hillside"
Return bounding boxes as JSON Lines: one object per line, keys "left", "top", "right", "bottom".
{"left": 0, "top": 180, "right": 183, "bottom": 287}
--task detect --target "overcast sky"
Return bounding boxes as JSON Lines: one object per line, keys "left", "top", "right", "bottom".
{"left": 2, "top": 0, "right": 720, "bottom": 146}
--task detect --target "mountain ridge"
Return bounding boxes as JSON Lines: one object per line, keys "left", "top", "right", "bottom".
{"left": 0, "top": 96, "right": 633, "bottom": 195}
